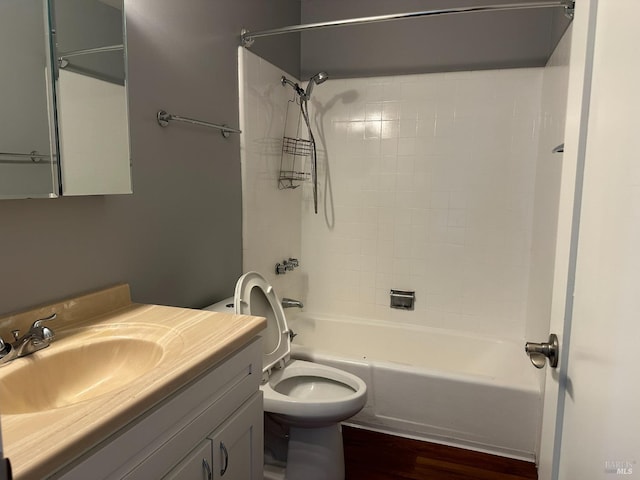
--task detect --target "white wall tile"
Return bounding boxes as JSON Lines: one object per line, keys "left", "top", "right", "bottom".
{"left": 301, "top": 68, "right": 544, "bottom": 339}
{"left": 525, "top": 27, "right": 572, "bottom": 345}
{"left": 239, "top": 50, "right": 304, "bottom": 300}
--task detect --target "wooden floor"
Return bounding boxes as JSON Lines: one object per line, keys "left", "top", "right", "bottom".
{"left": 343, "top": 426, "right": 537, "bottom": 480}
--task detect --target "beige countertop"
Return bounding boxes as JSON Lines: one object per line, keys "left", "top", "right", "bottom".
{"left": 0, "top": 285, "right": 265, "bottom": 480}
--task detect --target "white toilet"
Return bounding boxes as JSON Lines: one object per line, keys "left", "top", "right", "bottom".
{"left": 205, "top": 271, "right": 367, "bottom": 480}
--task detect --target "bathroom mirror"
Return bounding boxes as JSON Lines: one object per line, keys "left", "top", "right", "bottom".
{"left": 0, "top": 0, "right": 132, "bottom": 199}
{"left": 0, "top": 0, "right": 59, "bottom": 198}
{"left": 53, "top": 0, "right": 132, "bottom": 196}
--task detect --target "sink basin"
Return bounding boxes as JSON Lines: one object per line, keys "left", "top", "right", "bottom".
{"left": 0, "top": 338, "right": 164, "bottom": 414}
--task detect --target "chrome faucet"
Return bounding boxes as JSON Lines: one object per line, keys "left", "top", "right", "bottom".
{"left": 281, "top": 298, "right": 304, "bottom": 309}
{"left": 0, "top": 313, "right": 56, "bottom": 366}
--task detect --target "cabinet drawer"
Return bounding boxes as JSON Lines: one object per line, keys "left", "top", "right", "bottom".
{"left": 55, "top": 338, "right": 262, "bottom": 480}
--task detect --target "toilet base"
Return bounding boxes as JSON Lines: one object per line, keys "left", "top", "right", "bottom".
{"left": 285, "top": 424, "right": 345, "bottom": 480}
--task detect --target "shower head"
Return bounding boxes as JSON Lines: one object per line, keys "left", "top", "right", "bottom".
{"left": 281, "top": 72, "right": 329, "bottom": 101}
{"left": 311, "top": 71, "right": 329, "bottom": 85}
{"left": 303, "top": 71, "right": 329, "bottom": 101}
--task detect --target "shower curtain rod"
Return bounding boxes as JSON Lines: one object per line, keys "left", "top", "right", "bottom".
{"left": 241, "top": 0, "right": 574, "bottom": 47}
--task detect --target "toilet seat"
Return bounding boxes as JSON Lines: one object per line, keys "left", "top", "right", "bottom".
{"left": 233, "top": 271, "right": 292, "bottom": 376}
{"left": 261, "top": 359, "right": 367, "bottom": 427}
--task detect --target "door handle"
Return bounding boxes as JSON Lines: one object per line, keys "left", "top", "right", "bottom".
{"left": 202, "top": 458, "right": 212, "bottom": 480}
{"left": 220, "top": 442, "right": 229, "bottom": 476}
{"left": 525, "top": 334, "right": 559, "bottom": 369}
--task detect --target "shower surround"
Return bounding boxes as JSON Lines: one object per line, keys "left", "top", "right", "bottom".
{"left": 239, "top": 46, "right": 565, "bottom": 341}
{"left": 302, "top": 68, "right": 543, "bottom": 340}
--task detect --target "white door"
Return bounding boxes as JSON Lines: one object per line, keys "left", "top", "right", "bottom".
{"left": 536, "top": 0, "right": 640, "bottom": 478}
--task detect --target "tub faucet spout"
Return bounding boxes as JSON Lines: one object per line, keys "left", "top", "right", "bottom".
{"left": 281, "top": 298, "right": 304, "bottom": 309}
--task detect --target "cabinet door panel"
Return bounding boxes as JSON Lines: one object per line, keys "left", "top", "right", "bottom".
{"left": 163, "top": 440, "right": 212, "bottom": 480}
{"left": 208, "top": 393, "right": 263, "bottom": 480}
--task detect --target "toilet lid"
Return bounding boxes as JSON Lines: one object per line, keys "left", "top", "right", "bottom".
{"left": 233, "top": 271, "right": 290, "bottom": 374}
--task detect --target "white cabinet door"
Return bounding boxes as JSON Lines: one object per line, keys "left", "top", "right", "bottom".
{"left": 208, "top": 393, "right": 263, "bottom": 480}
{"left": 163, "top": 441, "right": 212, "bottom": 480}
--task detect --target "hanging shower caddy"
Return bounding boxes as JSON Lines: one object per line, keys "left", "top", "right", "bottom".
{"left": 279, "top": 96, "right": 312, "bottom": 189}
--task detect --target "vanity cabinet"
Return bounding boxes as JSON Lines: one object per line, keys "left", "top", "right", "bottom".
{"left": 54, "top": 338, "right": 263, "bottom": 480}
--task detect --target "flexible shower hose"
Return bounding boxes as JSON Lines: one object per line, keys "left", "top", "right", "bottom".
{"left": 300, "top": 98, "right": 318, "bottom": 214}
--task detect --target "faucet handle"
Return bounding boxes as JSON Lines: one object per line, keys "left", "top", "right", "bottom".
{"left": 0, "top": 338, "right": 13, "bottom": 363}
{"left": 32, "top": 312, "right": 56, "bottom": 329}
{"left": 0, "top": 338, "right": 9, "bottom": 356}
{"left": 33, "top": 313, "right": 56, "bottom": 343}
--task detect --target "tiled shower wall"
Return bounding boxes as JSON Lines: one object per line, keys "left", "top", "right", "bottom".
{"left": 239, "top": 48, "right": 305, "bottom": 299}
{"left": 526, "top": 27, "right": 572, "bottom": 344}
{"left": 301, "top": 68, "right": 544, "bottom": 339}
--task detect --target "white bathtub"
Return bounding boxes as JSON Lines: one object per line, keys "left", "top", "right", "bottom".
{"left": 289, "top": 313, "right": 541, "bottom": 461}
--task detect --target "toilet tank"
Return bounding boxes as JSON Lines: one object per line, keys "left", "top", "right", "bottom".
{"left": 204, "top": 297, "right": 234, "bottom": 313}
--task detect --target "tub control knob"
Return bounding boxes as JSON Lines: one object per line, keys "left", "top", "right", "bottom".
{"left": 525, "top": 334, "right": 559, "bottom": 369}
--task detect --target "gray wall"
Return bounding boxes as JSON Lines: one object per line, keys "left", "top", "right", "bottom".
{"left": 301, "top": 0, "right": 571, "bottom": 78}
{"left": 0, "top": 0, "right": 299, "bottom": 316}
